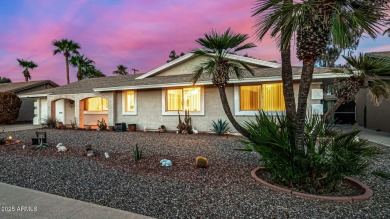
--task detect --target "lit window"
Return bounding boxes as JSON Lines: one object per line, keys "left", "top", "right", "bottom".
{"left": 84, "top": 97, "right": 108, "bottom": 111}
{"left": 240, "top": 85, "right": 261, "bottom": 111}
{"left": 239, "top": 83, "right": 285, "bottom": 112}
{"left": 262, "top": 83, "right": 285, "bottom": 111}
{"left": 166, "top": 87, "right": 201, "bottom": 112}
{"left": 124, "top": 90, "right": 135, "bottom": 112}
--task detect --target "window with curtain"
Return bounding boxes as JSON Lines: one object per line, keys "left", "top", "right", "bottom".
{"left": 240, "top": 85, "right": 261, "bottom": 111}
{"left": 239, "top": 83, "right": 285, "bottom": 112}
{"left": 166, "top": 87, "right": 201, "bottom": 112}
{"left": 124, "top": 90, "right": 135, "bottom": 112}
{"left": 84, "top": 97, "right": 108, "bottom": 111}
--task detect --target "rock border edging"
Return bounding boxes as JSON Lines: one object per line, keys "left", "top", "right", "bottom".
{"left": 251, "top": 167, "right": 373, "bottom": 202}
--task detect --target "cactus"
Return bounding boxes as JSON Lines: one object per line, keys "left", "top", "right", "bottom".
{"left": 97, "top": 118, "right": 107, "bottom": 130}
{"left": 133, "top": 144, "right": 142, "bottom": 161}
{"left": 177, "top": 110, "right": 193, "bottom": 134}
{"left": 211, "top": 119, "right": 229, "bottom": 136}
{"left": 195, "top": 156, "right": 208, "bottom": 168}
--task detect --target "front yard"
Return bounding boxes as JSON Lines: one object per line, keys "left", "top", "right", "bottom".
{"left": 0, "top": 129, "right": 389, "bottom": 218}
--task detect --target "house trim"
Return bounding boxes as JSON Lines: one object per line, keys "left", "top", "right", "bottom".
{"left": 94, "top": 73, "right": 344, "bottom": 92}
{"left": 135, "top": 53, "right": 282, "bottom": 79}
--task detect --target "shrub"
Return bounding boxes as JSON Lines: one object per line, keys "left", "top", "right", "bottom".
{"left": 0, "top": 92, "right": 22, "bottom": 124}
{"left": 133, "top": 144, "right": 142, "bottom": 161}
{"left": 42, "top": 116, "right": 58, "bottom": 128}
{"left": 0, "top": 138, "right": 5, "bottom": 145}
{"left": 97, "top": 118, "right": 107, "bottom": 130}
{"left": 195, "top": 156, "right": 208, "bottom": 168}
{"left": 244, "top": 111, "right": 380, "bottom": 193}
{"left": 211, "top": 119, "right": 229, "bottom": 136}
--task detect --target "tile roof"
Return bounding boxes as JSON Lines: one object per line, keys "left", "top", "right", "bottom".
{"left": 21, "top": 67, "right": 340, "bottom": 96}
{"left": 0, "top": 80, "right": 59, "bottom": 93}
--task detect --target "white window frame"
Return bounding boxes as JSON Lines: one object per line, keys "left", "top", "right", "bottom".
{"left": 122, "top": 90, "right": 137, "bottom": 115}
{"left": 234, "top": 84, "right": 285, "bottom": 116}
{"left": 162, "top": 86, "right": 205, "bottom": 116}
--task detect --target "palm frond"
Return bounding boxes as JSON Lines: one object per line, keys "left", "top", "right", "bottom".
{"left": 368, "top": 79, "right": 390, "bottom": 105}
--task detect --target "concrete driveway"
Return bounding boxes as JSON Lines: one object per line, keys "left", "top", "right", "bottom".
{"left": 1, "top": 123, "right": 39, "bottom": 132}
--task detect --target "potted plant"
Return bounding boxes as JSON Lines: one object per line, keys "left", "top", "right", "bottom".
{"left": 128, "top": 124, "right": 136, "bottom": 132}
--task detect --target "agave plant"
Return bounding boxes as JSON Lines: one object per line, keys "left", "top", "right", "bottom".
{"left": 211, "top": 119, "right": 229, "bottom": 136}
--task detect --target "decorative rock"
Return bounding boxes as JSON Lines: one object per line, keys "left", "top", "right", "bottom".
{"left": 87, "top": 150, "right": 94, "bottom": 157}
{"left": 144, "top": 126, "right": 147, "bottom": 132}
{"left": 104, "top": 152, "right": 110, "bottom": 159}
{"left": 22, "top": 145, "right": 26, "bottom": 149}
{"left": 56, "top": 143, "right": 67, "bottom": 152}
{"left": 195, "top": 156, "right": 208, "bottom": 168}
{"left": 192, "top": 128, "right": 199, "bottom": 134}
{"left": 160, "top": 159, "right": 172, "bottom": 167}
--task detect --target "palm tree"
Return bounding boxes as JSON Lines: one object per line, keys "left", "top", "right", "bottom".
{"left": 324, "top": 53, "right": 390, "bottom": 119}
{"left": 52, "top": 39, "right": 81, "bottom": 84}
{"left": 384, "top": 19, "right": 390, "bottom": 37}
{"left": 112, "top": 65, "right": 128, "bottom": 75}
{"left": 17, "top": 59, "right": 38, "bottom": 82}
{"left": 191, "top": 28, "right": 256, "bottom": 138}
{"left": 84, "top": 66, "right": 106, "bottom": 79}
{"left": 69, "top": 55, "right": 95, "bottom": 81}
{"left": 253, "top": 0, "right": 387, "bottom": 149}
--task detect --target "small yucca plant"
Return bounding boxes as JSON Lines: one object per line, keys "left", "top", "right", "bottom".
{"left": 42, "top": 116, "right": 58, "bottom": 128}
{"left": 211, "top": 119, "right": 229, "bottom": 136}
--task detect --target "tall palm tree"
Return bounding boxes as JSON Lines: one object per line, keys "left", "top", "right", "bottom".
{"left": 52, "top": 39, "right": 81, "bottom": 84}
{"left": 84, "top": 66, "right": 106, "bottom": 79}
{"left": 69, "top": 55, "right": 95, "bottom": 81}
{"left": 191, "top": 28, "right": 256, "bottom": 138}
{"left": 112, "top": 65, "right": 128, "bottom": 75}
{"left": 324, "top": 53, "right": 390, "bottom": 119}
{"left": 17, "top": 59, "right": 38, "bottom": 82}
{"left": 253, "top": 0, "right": 387, "bottom": 149}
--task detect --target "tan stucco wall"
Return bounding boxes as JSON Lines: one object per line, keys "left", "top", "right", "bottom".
{"left": 114, "top": 83, "right": 321, "bottom": 132}
{"left": 157, "top": 56, "right": 263, "bottom": 77}
{"left": 47, "top": 92, "right": 116, "bottom": 127}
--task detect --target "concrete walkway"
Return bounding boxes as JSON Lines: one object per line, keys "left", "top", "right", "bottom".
{"left": 0, "top": 182, "right": 154, "bottom": 219}
{"left": 336, "top": 124, "right": 390, "bottom": 147}
{"left": 1, "top": 124, "right": 38, "bottom": 132}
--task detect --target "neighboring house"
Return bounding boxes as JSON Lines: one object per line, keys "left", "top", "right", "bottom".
{"left": 355, "top": 51, "right": 390, "bottom": 132}
{"left": 20, "top": 54, "right": 341, "bottom": 132}
{"left": 0, "top": 80, "right": 59, "bottom": 122}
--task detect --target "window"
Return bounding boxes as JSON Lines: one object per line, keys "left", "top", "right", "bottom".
{"left": 236, "top": 83, "right": 285, "bottom": 115}
{"left": 124, "top": 90, "right": 135, "bottom": 112}
{"left": 122, "top": 90, "right": 137, "bottom": 115}
{"left": 84, "top": 97, "right": 108, "bottom": 111}
{"left": 166, "top": 87, "right": 201, "bottom": 112}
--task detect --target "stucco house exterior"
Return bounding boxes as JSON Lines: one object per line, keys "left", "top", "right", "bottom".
{"left": 355, "top": 51, "right": 390, "bottom": 132}
{"left": 0, "top": 80, "right": 58, "bottom": 122}
{"left": 20, "top": 54, "right": 341, "bottom": 132}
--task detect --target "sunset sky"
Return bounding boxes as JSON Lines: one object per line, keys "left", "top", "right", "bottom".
{"left": 1, "top": 0, "right": 389, "bottom": 85}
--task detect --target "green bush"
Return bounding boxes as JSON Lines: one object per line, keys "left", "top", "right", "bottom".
{"left": 42, "top": 116, "right": 58, "bottom": 128}
{"left": 244, "top": 111, "right": 380, "bottom": 193}
{"left": 211, "top": 119, "right": 229, "bottom": 136}
{"left": 0, "top": 92, "right": 22, "bottom": 124}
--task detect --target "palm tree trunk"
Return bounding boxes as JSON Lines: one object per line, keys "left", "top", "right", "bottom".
{"left": 25, "top": 76, "right": 28, "bottom": 82}
{"left": 65, "top": 56, "right": 70, "bottom": 84}
{"left": 217, "top": 85, "right": 250, "bottom": 138}
{"left": 294, "top": 59, "right": 315, "bottom": 150}
{"left": 323, "top": 98, "right": 344, "bottom": 120}
{"left": 281, "top": 47, "right": 296, "bottom": 147}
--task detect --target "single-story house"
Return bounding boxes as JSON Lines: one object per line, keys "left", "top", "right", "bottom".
{"left": 20, "top": 53, "right": 341, "bottom": 132}
{"left": 0, "top": 80, "right": 58, "bottom": 122}
{"left": 355, "top": 51, "right": 390, "bottom": 132}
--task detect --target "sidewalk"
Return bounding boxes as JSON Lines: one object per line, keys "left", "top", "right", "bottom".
{"left": 1, "top": 124, "right": 38, "bottom": 132}
{"left": 336, "top": 124, "right": 390, "bottom": 147}
{"left": 0, "top": 182, "right": 154, "bottom": 219}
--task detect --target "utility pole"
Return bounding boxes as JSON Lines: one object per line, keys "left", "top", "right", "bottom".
{"left": 131, "top": 69, "right": 139, "bottom": 74}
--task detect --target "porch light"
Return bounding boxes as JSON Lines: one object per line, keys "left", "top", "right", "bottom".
{"left": 8, "top": 135, "right": 12, "bottom": 140}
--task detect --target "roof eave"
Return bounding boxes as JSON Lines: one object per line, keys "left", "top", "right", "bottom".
{"left": 94, "top": 73, "right": 344, "bottom": 92}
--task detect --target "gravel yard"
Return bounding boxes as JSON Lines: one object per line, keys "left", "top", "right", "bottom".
{"left": 0, "top": 129, "right": 390, "bottom": 218}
